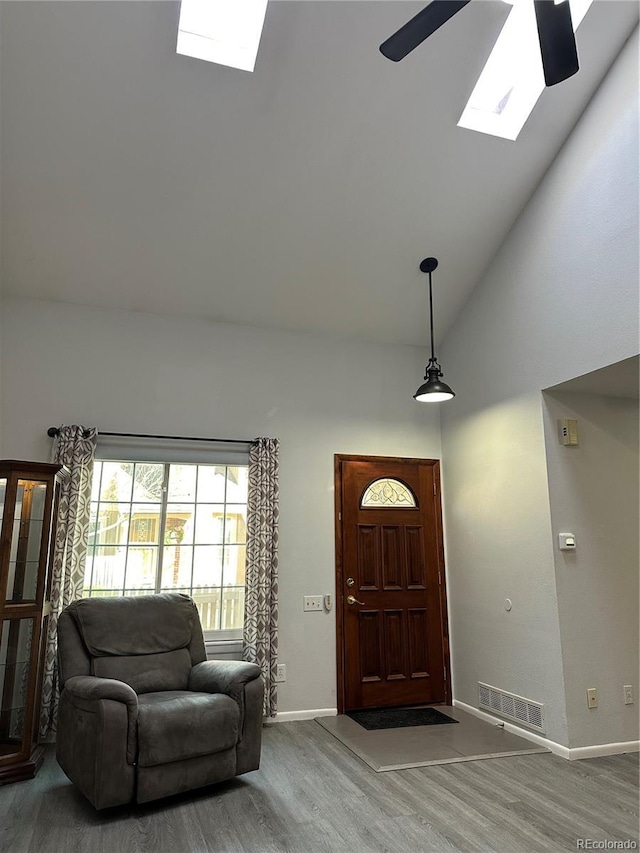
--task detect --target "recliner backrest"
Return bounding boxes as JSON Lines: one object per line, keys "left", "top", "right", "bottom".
{"left": 58, "top": 593, "right": 207, "bottom": 694}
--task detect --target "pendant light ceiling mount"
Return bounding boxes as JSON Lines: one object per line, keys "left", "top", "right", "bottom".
{"left": 419, "top": 257, "right": 439, "bottom": 275}
{"left": 414, "top": 256, "right": 455, "bottom": 403}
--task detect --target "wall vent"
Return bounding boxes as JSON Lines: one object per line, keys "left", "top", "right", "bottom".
{"left": 478, "top": 682, "right": 545, "bottom": 734}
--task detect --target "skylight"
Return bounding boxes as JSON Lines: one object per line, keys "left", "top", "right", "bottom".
{"left": 177, "top": 0, "right": 268, "bottom": 73}
{"left": 458, "top": 0, "right": 593, "bottom": 141}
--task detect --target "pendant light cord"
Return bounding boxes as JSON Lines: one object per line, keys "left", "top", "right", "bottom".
{"left": 428, "top": 269, "right": 436, "bottom": 364}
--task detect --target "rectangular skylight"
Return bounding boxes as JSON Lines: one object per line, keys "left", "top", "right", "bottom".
{"left": 177, "top": 0, "right": 268, "bottom": 73}
{"left": 458, "top": 0, "right": 593, "bottom": 141}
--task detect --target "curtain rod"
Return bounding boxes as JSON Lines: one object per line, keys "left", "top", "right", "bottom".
{"left": 47, "top": 427, "right": 256, "bottom": 446}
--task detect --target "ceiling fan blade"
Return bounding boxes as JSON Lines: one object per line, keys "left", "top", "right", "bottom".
{"left": 534, "top": 0, "right": 579, "bottom": 86}
{"left": 380, "top": 0, "right": 472, "bottom": 62}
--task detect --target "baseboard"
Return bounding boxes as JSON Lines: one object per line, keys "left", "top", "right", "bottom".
{"left": 453, "top": 700, "right": 639, "bottom": 760}
{"left": 264, "top": 708, "right": 338, "bottom": 725}
{"left": 565, "top": 741, "right": 640, "bottom": 760}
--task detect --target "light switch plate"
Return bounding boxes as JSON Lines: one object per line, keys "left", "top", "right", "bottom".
{"left": 303, "top": 595, "right": 323, "bottom": 611}
{"left": 559, "top": 532, "right": 576, "bottom": 551}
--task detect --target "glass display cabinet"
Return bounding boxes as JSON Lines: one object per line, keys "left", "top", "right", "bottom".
{"left": 0, "top": 461, "right": 68, "bottom": 784}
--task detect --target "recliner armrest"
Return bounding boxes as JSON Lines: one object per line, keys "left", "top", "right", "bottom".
{"left": 188, "top": 660, "right": 261, "bottom": 704}
{"left": 63, "top": 675, "right": 138, "bottom": 763}
{"left": 64, "top": 675, "right": 138, "bottom": 707}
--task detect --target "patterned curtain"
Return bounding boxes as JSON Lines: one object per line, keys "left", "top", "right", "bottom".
{"left": 242, "top": 438, "right": 279, "bottom": 717}
{"left": 40, "top": 425, "right": 97, "bottom": 738}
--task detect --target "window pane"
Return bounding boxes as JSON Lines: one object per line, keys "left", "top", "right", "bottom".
{"left": 165, "top": 505, "right": 194, "bottom": 546}
{"left": 161, "top": 545, "right": 193, "bottom": 588}
{"left": 193, "top": 545, "right": 223, "bottom": 587}
{"left": 196, "top": 466, "right": 227, "bottom": 502}
{"left": 6, "top": 561, "right": 39, "bottom": 603}
{"left": 86, "top": 460, "right": 248, "bottom": 632}
{"left": 9, "top": 519, "right": 19, "bottom": 562}
{"left": 124, "top": 547, "right": 158, "bottom": 590}
{"left": 192, "top": 588, "right": 221, "bottom": 631}
{"left": 194, "top": 505, "right": 225, "bottom": 544}
{"left": 361, "top": 478, "right": 417, "bottom": 508}
{"left": 26, "top": 519, "right": 43, "bottom": 561}
{"left": 0, "top": 617, "right": 35, "bottom": 751}
{"left": 99, "top": 462, "right": 134, "bottom": 503}
{"left": 91, "top": 463, "right": 103, "bottom": 503}
{"left": 90, "top": 546, "right": 126, "bottom": 593}
{"left": 132, "top": 463, "right": 164, "bottom": 502}
{"left": 129, "top": 506, "right": 161, "bottom": 544}
{"left": 221, "top": 587, "right": 244, "bottom": 630}
{"left": 223, "top": 545, "right": 246, "bottom": 586}
{"left": 83, "top": 548, "right": 95, "bottom": 590}
{"left": 30, "top": 484, "right": 46, "bottom": 521}
{"left": 91, "top": 503, "right": 131, "bottom": 546}
{"left": 159, "top": 586, "right": 191, "bottom": 601}
{"left": 225, "top": 466, "right": 248, "bottom": 504}
{"left": 167, "top": 465, "right": 197, "bottom": 502}
{"left": 224, "top": 508, "right": 247, "bottom": 544}
{"left": 87, "top": 589, "right": 126, "bottom": 598}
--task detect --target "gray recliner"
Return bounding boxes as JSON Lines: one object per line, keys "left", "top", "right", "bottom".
{"left": 56, "top": 593, "right": 263, "bottom": 809}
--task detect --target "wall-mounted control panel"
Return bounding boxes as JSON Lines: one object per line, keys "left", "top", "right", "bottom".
{"left": 559, "top": 418, "right": 579, "bottom": 446}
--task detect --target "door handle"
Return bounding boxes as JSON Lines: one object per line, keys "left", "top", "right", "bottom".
{"left": 346, "top": 594, "right": 365, "bottom": 606}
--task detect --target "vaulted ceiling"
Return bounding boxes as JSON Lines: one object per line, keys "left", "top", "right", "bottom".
{"left": 1, "top": 1, "right": 637, "bottom": 345}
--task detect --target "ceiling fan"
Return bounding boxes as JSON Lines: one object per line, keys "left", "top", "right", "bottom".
{"left": 379, "top": 0, "right": 579, "bottom": 87}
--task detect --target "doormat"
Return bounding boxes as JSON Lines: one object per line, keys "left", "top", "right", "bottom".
{"left": 346, "top": 707, "right": 459, "bottom": 731}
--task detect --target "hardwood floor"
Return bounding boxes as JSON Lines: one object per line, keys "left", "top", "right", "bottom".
{"left": 1, "top": 721, "right": 638, "bottom": 853}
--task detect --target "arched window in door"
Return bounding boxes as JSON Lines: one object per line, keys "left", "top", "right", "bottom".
{"left": 360, "top": 478, "right": 417, "bottom": 508}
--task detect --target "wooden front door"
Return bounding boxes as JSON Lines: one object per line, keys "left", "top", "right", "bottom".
{"left": 335, "top": 455, "right": 450, "bottom": 711}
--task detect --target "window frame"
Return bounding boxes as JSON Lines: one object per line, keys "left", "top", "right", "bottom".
{"left": 85, "top": 456, "right": 249, "bottom": 643}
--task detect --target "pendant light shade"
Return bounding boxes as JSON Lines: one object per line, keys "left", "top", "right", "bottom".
{"left": 414, "top": 257, "right": 455, "bottom": 403}
{"left": 414, "top": 370, "right": 455, "bottom": 402}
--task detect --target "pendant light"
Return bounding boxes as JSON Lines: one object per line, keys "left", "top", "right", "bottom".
{"left": 414, "top": 257, "right": 455, "bottom": 403}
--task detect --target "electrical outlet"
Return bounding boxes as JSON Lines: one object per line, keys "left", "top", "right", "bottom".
{"left": 303, "top": 595, "right": 323, "bottom": 611}
{"left": 624, "top": 685, "right": 633, "bottom": 705}
{"left": 586, "top": 688, "right": 598, "bottom": 709}
{"left": 276, "top": 664, "right": 286, "bottom": 683}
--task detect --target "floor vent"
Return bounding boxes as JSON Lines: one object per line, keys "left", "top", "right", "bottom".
{"left": 478, "top": 682, "right": 545, "bottom": 734}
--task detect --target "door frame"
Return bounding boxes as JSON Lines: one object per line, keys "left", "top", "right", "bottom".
{"left": 334, "top": 454, "right": 452, "bottom": 713}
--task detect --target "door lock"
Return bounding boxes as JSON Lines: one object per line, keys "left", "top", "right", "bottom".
{"left": 346, "top": 577, "right": 355, "bottom": 587}
{"left": 346, "top": 594, "right": 365, "bottom": 606}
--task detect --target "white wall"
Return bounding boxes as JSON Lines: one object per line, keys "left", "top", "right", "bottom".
{"left": 439, "top": 29, "right": 639, "bottom": 746}
{"left": 0, "top": 296, "right": 441, "bottom": 714}
{"left": 544, "top": 392, "right": 639, "bottom": 748}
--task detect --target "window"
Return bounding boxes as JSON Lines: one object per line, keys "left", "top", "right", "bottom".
{"left": 360, "top": 478, "right": 417, "bottom": 508}
{"left": 457, "top": 0, "right": 593, "bottom": 141}
{"left": 84, "top": 461, "right": 248, "bottom": 636}
{"left": 176, "top": 0, "right": 268, "bottom": 73}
